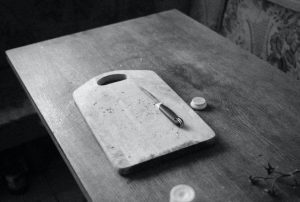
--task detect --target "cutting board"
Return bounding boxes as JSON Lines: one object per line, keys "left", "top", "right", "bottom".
{"left": 73, "top": 70, "right": 215, "bottom": 174}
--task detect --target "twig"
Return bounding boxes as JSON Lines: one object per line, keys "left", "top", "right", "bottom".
{"left": 249, "top": 163, "right": 299, "bottom": 196}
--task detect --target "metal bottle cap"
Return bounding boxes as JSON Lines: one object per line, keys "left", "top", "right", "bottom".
{"left": 190, "top": 97, "right": 207, "bottom": 110}
{"left": 170, "top": 184, "right": 195, "bottom": 202}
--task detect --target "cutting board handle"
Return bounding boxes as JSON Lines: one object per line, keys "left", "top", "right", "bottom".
{"left": 97, "top": 73, "right": 127, "bottom": 86}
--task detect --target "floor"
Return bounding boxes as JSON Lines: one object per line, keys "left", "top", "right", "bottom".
{"left": 0, "top": 136, "right": 86, "bottom": 202}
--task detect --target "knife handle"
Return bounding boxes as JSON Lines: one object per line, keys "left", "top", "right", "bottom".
{"left": 158, "top": 104, "right": 184, "bottom": 128}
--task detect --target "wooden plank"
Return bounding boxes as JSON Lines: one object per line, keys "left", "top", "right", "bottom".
{"left": 22, "top": 174, "right": 57, "bottom": 202}
{"left": 73, "top": 70, "right": 215, "bottom": 174}
{"left": 0, "top": 187, "right": 25, "bottom": 202}
{"left": 44, "top": 155, "right": 85, "bottom": 202}
{"left": 0, "top": 172, "right": 56, "bottom": 202}
{"left": 5, "top": 10, "right": 300, "bottom": 201}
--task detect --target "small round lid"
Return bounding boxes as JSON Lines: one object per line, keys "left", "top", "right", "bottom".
{"left": 170, "top": 184, "right": 195, "bottom": 202}
{"left": 190, "top": 97, "right": 207, "bottom": 110}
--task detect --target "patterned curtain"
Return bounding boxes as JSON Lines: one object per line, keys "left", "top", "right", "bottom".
{"left": 222, "top": 0, "right": 300, "bottom": 80}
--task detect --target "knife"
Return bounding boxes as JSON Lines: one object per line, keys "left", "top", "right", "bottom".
{"left": 140, "top": 87, "right": 184, "bottom": 128}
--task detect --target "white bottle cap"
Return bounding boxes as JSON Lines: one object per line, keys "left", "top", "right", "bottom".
{"left": 170, "top": 184, "right": 195, "bottom": 202}
{"left": 190, "top": 97, "right": 207, "bottom": 110}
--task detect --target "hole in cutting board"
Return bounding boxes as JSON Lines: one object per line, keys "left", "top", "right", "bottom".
{"left": 97, "top": 74, "right": 127, "bottom": 85}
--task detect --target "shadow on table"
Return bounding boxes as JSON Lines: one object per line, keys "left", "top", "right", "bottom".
{"left": 123, "top": 135, "right": 224, "bottom": 179}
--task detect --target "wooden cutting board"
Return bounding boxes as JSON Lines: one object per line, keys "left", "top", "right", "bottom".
{"left": 73, "top": 70, "right": 215, "bottom": 174}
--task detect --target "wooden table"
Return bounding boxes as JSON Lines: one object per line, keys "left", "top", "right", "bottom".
{"left": 6, "top": 10, "right": 300, "bottom": 201}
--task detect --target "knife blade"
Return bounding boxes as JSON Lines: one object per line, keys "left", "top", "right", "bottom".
{"left": 140, "top": 87, "right": 184, "bottom": 128}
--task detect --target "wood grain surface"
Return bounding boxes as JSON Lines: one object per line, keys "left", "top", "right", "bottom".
{"left": 73, "top": 70, "right": 215, "bottom": 174}
{"left": 6, "top": 10, "right": 300, "bottom": 202}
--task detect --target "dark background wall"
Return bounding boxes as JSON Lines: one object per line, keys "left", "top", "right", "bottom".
{"left": 0, "top": 0, "right": 191, "bottom": 71}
